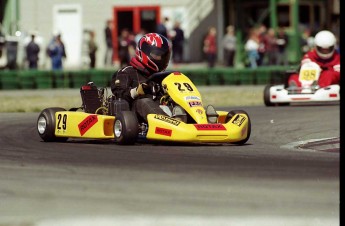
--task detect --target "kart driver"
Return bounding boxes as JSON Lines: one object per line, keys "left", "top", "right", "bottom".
{"left": 110, "top": 33, "right": 170, "bottom": 122}
{"left": 288, "top": 30, "right": 340, "bottom": 88}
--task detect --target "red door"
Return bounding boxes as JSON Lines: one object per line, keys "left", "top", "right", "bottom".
{"left": 113, "top": 6, "right": 161, "bottom": 62}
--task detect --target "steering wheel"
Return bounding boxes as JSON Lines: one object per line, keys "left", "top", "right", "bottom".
{"left": 146, "top": 71, "right": 177, "bottom": 83}
{"left": 146, "top": 71, "right": 179, "bottom": 99}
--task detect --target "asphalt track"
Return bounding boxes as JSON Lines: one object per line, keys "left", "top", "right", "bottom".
{"left": 0, "top": 105, "right": 340, "bottom": 226}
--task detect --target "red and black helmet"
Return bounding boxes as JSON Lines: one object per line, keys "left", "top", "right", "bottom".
{"left": 135, "top": 33, "right": 171, "bottom": 73}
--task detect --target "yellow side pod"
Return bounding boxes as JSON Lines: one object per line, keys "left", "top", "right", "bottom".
{"left": 54, "top": 111, "right": 115, "bottom": 139}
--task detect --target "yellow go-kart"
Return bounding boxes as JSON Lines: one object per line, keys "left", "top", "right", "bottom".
{"left": 37, "top": 71, "right": 251, "bottom": 145}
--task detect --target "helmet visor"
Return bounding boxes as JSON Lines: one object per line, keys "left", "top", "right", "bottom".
{"left": 316, "top": 46, "right": 334, "bottom": 55}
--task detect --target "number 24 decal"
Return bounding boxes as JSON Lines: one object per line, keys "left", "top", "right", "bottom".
{"left": 57, "top": 114, "right": 67, "bottom": 130}
{"left": 174, "top": 82, "right": 193, "bottom": 91}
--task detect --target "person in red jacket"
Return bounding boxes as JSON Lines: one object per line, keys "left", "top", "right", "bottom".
{"left": 288, "top": 30, "right": 340, "bottom": 88}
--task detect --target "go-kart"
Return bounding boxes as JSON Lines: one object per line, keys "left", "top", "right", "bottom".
{"left": 37, "top": 71, "right": 251, "bottom": 145}
{"left": 264, "top": 61, "right": 340, "bottom": 106}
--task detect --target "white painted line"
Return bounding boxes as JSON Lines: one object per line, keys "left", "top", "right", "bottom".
{"left": 35, "top": 216, "right": 338, "bottom": 226}
{"left": 280, "top": 137, "right": 339, "bottom": 152}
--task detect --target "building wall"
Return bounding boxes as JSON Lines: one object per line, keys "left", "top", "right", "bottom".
{"left": 18, "top": 0, "right": 216, "bottom": 69}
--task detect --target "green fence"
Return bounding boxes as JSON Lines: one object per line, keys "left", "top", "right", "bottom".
{"left": 0, "top": 66, "right": 295, "bottom": 90}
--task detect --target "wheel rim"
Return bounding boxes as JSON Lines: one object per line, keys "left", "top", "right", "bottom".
{"left": 37, "top": 116, "right": 47, "bottom": 134}
{"left": 114, "top": 120, "right": 122, "bottom": 138}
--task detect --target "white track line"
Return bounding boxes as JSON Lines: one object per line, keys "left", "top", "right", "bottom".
{"left": 280, "top": 137, "right": 339, "bottom": 152}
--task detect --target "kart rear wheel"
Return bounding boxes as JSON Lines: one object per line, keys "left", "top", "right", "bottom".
{"left": 264, "top": 85, "right": 274, "bottom": 106}
{"left": 37, "top": 107, "right": 68, "bottom": 142}
{"left": 114, "top": 111, "right": 139, "bottom": 145}
{"left": 226, "top": 110, "right": 251, "bottom": 145}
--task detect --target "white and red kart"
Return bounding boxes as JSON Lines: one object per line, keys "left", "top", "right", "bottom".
{"left": 264, "top": 62, "right": 340, "bottom": 106}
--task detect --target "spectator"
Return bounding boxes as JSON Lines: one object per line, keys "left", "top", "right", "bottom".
{"left": 47, "top": 33, "right": 66, "bottom": 70}
{"left": 88, "top": 31, "right": 98, "bottom": 68}
{"left": 276, "top": 27, "right": 289, "bottom": 65}
{"left": 0, "top": 23, "right": 5, "bottom": 60}
{"left": 156, "top": 17, "right": 169, "bottom": 38}
{"left": 257, "top": 24, "right": 268, "bottom": 66}
{"left": 301, "top": 28, "right": 314, "bottom": 55}
{"left": 222, "top": 25, "right": 236, "bottom": 67}
{"left": 135, "top": 29, "right": 146, "bottom": 44}
{"left": 265, "top": 28, "right": 278, "bottom": 65}
{"left": 244, "top": 28, "right": 259, "bottom": 69}
{"left": 118, "top": 28, "right": 130, "bottom": 68}
{"left": 25, "top": 34, "right": 40, "bottom": 69}
{"left": 128, "top": 32, "right": 136, "bottom": 59}
{"left": 104, "top": 20, "right": 113, "bottom": 66}
{"left": 203, "top": 26, "right": 217, "bottom": 68}
{"left": 171, "top": 21, "right": 184, "bottom": 64}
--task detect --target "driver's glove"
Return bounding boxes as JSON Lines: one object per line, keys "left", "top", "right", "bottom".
{"left": 130, "top": 83, "right": 152, "bottom": 99}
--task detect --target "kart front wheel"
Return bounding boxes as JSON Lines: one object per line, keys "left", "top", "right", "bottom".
{"left": 37, "top": 107, "right": 68, "bottom": 142}
{"left": 264, "top": 85, "right": 274, "bottom": 107}
{"left": 114, "top": 111, "right": 139, "bottom": 145}
{"left": 226, "top": 110, "right": 251, "bottom": 145}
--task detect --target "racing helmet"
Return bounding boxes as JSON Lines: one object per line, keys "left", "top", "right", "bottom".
{"left": 314, "top": 30, "right": 336, "bottom": 59}
{"left": 135, "top": 33, "right": 171, "bottom": 73}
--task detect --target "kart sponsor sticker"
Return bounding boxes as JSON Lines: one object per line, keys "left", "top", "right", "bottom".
{"left": 185, "top": 96, "right": 201, "bottom": 101}
{"left": 196, "top": 109, "right": 204, "bottom": 115}
{"left": 155, "top": 127, "right": 172, "bottom": 137}
{"left": 78, "top": 115, "right": 98, "bottom": 136}
{"left": 194, "top": 124, "right": 226, "bottom": 130}
{"left": 232, "top": 115, "right": 245, "bottom": 127}
{"left": 188, "top": 101, "right": 202, "bottom": 107}
{"left": 154, "top": 115, "right": 181, "bottom": 126}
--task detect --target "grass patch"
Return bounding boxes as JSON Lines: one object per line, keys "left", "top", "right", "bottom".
{"left": 0, "top": 86, "right": 265, "bottom": 112}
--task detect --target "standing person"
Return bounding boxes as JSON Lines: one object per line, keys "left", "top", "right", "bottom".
{"left": 203, "top": 26, "right": 217, "bottom": 68}
{"left": 47, "top": 34, "right": 66, "bottom": 70}
{"left": 171, "top": 21, "right": 184, "bottom": 64}
{"left": 135, "top": 29, "right": 146, "bottom": 44}
{"left": 110, "top": 33, "right": 172, "bottom": 122}
{"left": 0, "top": 23, "right": 5, "bottom": 60}
{"left": 276, "top": 27, "right": 289, "bottom": 65}
{"left": 156, "top": 17, "right": 169, "bottom": 39}
{"left": 25, "top": 34, "right": 40, "bottom": 69}
{"left": 265, "top": 28, "right": 278, "bottom": 65}
{"left": 300, "top": 28, "right": 314, "bottom": 55}
{"left": 288, "top": 30, "right": 340, "bottom": 88}
{"left": 88, "top": 31, "right": 98, "bottom": 69}
{"left": 128, "top": 32, "right": 137, "bottom": 59}
{"left": 244, "top": 28, "right": 259, "bottom": 69}
{"left": 222, "top": 25, "right": 236, "bottom": 67}
{"left": 257, "top": 24, "right": 267, "bottom": 66}
{"left": 104, "top": 20, "right": 113, "bottom": 67}
{"left": 118, "top": 28, "right": 130, "bottom": 68}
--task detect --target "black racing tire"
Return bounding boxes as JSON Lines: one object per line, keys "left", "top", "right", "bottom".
{"left": 264, "top": 85, "right": 274, "bottom": 107}
{"left": 225, "top": 110, "right": 251, "bottom": 145}
{"left": 278, "top": 102, "right": 290, "bottom": 106}
{"left": 114, "top": 111, "right": 139, "bottom": 145}
{"left": 37, "top": 107, "right": 68, "bottom": 142}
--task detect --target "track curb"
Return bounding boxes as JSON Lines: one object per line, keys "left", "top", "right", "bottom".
{"left": 281, "top": 137, "right": 340, "bottom": 153}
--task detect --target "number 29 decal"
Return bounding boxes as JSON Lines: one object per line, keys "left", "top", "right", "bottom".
{"left": 174, "top": 82, "right": 194, "bottom": 92}
{"left": 57, "top": 114, "right": 67, "bottom": 130}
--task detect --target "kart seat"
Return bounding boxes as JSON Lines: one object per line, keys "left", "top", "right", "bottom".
{"left": 80, "top": 82, "right": 102, "bottom": 114}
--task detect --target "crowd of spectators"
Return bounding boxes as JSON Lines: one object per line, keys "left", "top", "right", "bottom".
{"left": 244, "top": 24, "right": 289, "bottom": 68}
{"left": 0, "top": 19, "right": 339, "bottom": 71}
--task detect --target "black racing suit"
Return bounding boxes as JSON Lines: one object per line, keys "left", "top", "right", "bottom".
{"left": 110, "top": 65, "right": 166, "bottom": 122}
